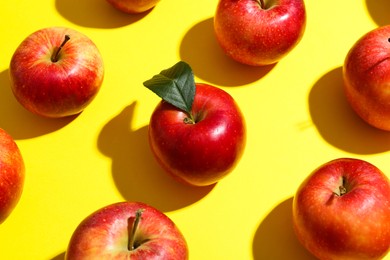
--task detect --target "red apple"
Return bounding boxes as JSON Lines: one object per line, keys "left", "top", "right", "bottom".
{"left": 343, "top": 25, "right": 390, "bottom": 131}
{"left": 144, "top": 62, "right": 246, "bottom": 186}
{"left": 214, "top": 0, "right": 306, "bottom": 66}
{"left": 9, "top": 27, "right": 104, "bottom": 118}
{"left": 292, "top": 158, "right": 390, "bottom": 260}
{"left": 0, "top": 128, "right": 25, "bottom": 224}
{"left": 65, "top": 201, "right": 188, "bottom": 259}
{"left": 148, "top": 86, "right": 246, "bottom": 186}
{"left": 106, "top": 0, "right": 160, "bottom": 14}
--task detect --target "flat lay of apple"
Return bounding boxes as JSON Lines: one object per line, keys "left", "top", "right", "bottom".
{"left": 214, "top": 0, "right": 306, "bottom": 66}
{"left": 0, "top": 129, "right": 24, "bottom": 224}
{"left": 106, "top": 0, "right": 161, "bottom": 14}
{"left": 65, "top": 202, "right": 188, "bottom": 260}
{"left": 343, "top": 25, "right": 390, "bottom": 131}
{"left": 144, "top": 61, "right": 246, "bottom": 186}
{"left": 9, "top": 27, "right": 104, "bottom": 118}
{"left": 1, "top": 1, "right": 390, "bottom": 260}
{"left": 293, "top": 158, "right": 390, "bottom": 260}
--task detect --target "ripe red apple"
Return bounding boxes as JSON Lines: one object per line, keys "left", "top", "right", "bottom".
{"left": 214, "top": 0, "right": 306, "bottom": 66}
{"left": 292, "top": 158, "right": 390, "bottom": 260}
{"left": 343, "top": 25, "right": 390, "bottom": 131}
{"left": 0, "top": 128, "right": 25, "bottom": 224}
{"left": 106, "top": 0, "right": 160, "bottom": 14}
{"left": 65, "top": 201, "right": 188, "bottom": 259}
{"left": 144, "top": 62, "right": 246, "bottom": 186}
{"left": 148, "top": 83, "right": 246, "bottom": 186}
{"left": 9, "top": 27, "right": 104, "bottom": 118}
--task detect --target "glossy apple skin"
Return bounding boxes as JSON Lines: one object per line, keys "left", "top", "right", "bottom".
{"left": 343, "top": 25, "right": 390, "bottom": 131}
{"left": 149, "top": 83, "right": 246, "bottom": 186}
{"left": 0, "top": 128, "right": 25, "bottom": 224}
{"left": 65, "top": 202, "right": 188, "bottom": 260}
{"left": 214, "top": 0, "right": 306, "bottom": 66}
{"left": 293, "top": 158, "right": 390, "bottom": 260}
{"left": 106, "top": 0, "right": 160, "bottom": 14}
{"left": 9, "top": 27, "right": 104, "bottom": 118}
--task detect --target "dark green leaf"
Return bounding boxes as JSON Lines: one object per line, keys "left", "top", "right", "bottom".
{"left": 143, "top": 61, "right": 196, "bottom": 114}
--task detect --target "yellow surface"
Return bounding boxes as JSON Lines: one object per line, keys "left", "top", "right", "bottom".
{"left": 0, "top": 0, "right": 389, "bottom": 259}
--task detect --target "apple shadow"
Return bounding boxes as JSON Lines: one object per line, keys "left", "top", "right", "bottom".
{"left": 55, "top": 0, "right": 151, "bottom": 28}
{"left": 0, "top": 69, "right": 77, "bottom": 139}
{"left": 97, "top": 102, "right": 215, "bottom": 212}
{"left": 252, "top": 197, "right": 316, "bottom": 260}
{"left": 50, "top": 252, "right": 65, "bottom": 260}
{"left": 179, "top": 17, "right": 275, "bottom": 87}
{"left": 365, "top": 0, "right": 390, "bottom": 26}
{"left": 308, "top": 67, "right": 390, "bottom": 154}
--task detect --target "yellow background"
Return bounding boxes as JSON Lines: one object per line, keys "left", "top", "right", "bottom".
{"left": 1, "top": 0, "right": 389, "bottom": 259}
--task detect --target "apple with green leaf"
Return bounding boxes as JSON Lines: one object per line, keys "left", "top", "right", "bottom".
{"left": 214, "top": 0, "right": 306, "bottom": 66}
{"left": 144, "top": 61, "right": 246, "bottom": 186}
{"left": 65, "top": 201, "right": 188, "bottom": 259}
{"left": 0, "top": 128, "right": 25, "bottom": 224}
{"left": 106, "top": 0, "right": 160, "bottom": 14}
{"left": 293, "top": 158, "right": 390, "bottom": 260}
{"left": 9, "top": 27, "right": 104, "bottom": 118}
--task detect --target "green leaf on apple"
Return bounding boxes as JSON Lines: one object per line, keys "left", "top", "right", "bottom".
{"left": 143, "top": 61, "right": 195, "bottom": 115}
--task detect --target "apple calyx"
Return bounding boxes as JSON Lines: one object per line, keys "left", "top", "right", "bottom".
{"left": 51, "top": 35, "right": 70, "bottom": 63}
{"left": 128, "top": 208, "right": 145, "bottom": 251}
{"left": 143, "top": 61, "right": 197, "bottom": 124}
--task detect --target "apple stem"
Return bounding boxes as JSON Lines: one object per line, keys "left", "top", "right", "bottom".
{"left": 51, "top": 35, "right": 70, "bottom": 63}
{"left": 334, "top": 177, "right": 347, "bottom": 196}
{"left": 339, "top": 185, "right": 347, "bottom": 196}
{"left": 258, "top": 0, "right": 265, "bottom": 8}
{"left": 128, "top": 209, "right": 144, "bottom": 251}
{"left": 183, "top": 114, "right": 195, "bottom": 124}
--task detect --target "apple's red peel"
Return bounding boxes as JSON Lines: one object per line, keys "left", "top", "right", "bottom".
{"left": 106, "top": 0, "right": 160, "bottom": 14}
{"left": 366, "top": 56, "right": 390, "bottom": 74}
{"left": 51, "top": 35, "right": 70, "bottom": 62}
{"left": 128, "top": 208, "right": 145, "bottom": 251}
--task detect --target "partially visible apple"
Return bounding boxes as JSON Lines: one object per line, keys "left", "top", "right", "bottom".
{"left": 343, "top": 25, "right": 390, "bottom": 131}
{"left": 144, "top": 62, "right": 246, "bottom": 186}
{"left": 0, "top": 128, "right": 25, "bottom": 224}
{"left": 9, "top": 27, "right": 104, "bottom": 118}
{"left": 214, "top": 0, "right": 306, "bottom": 66}
{"left": 293, "top": 158, "right": 390, "bottom": 260}
{"left": 106, "top": 0, "right": 160, "bottom": 14}
{"left": 65, "top": 201, "right": 188, "bottom": 260}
